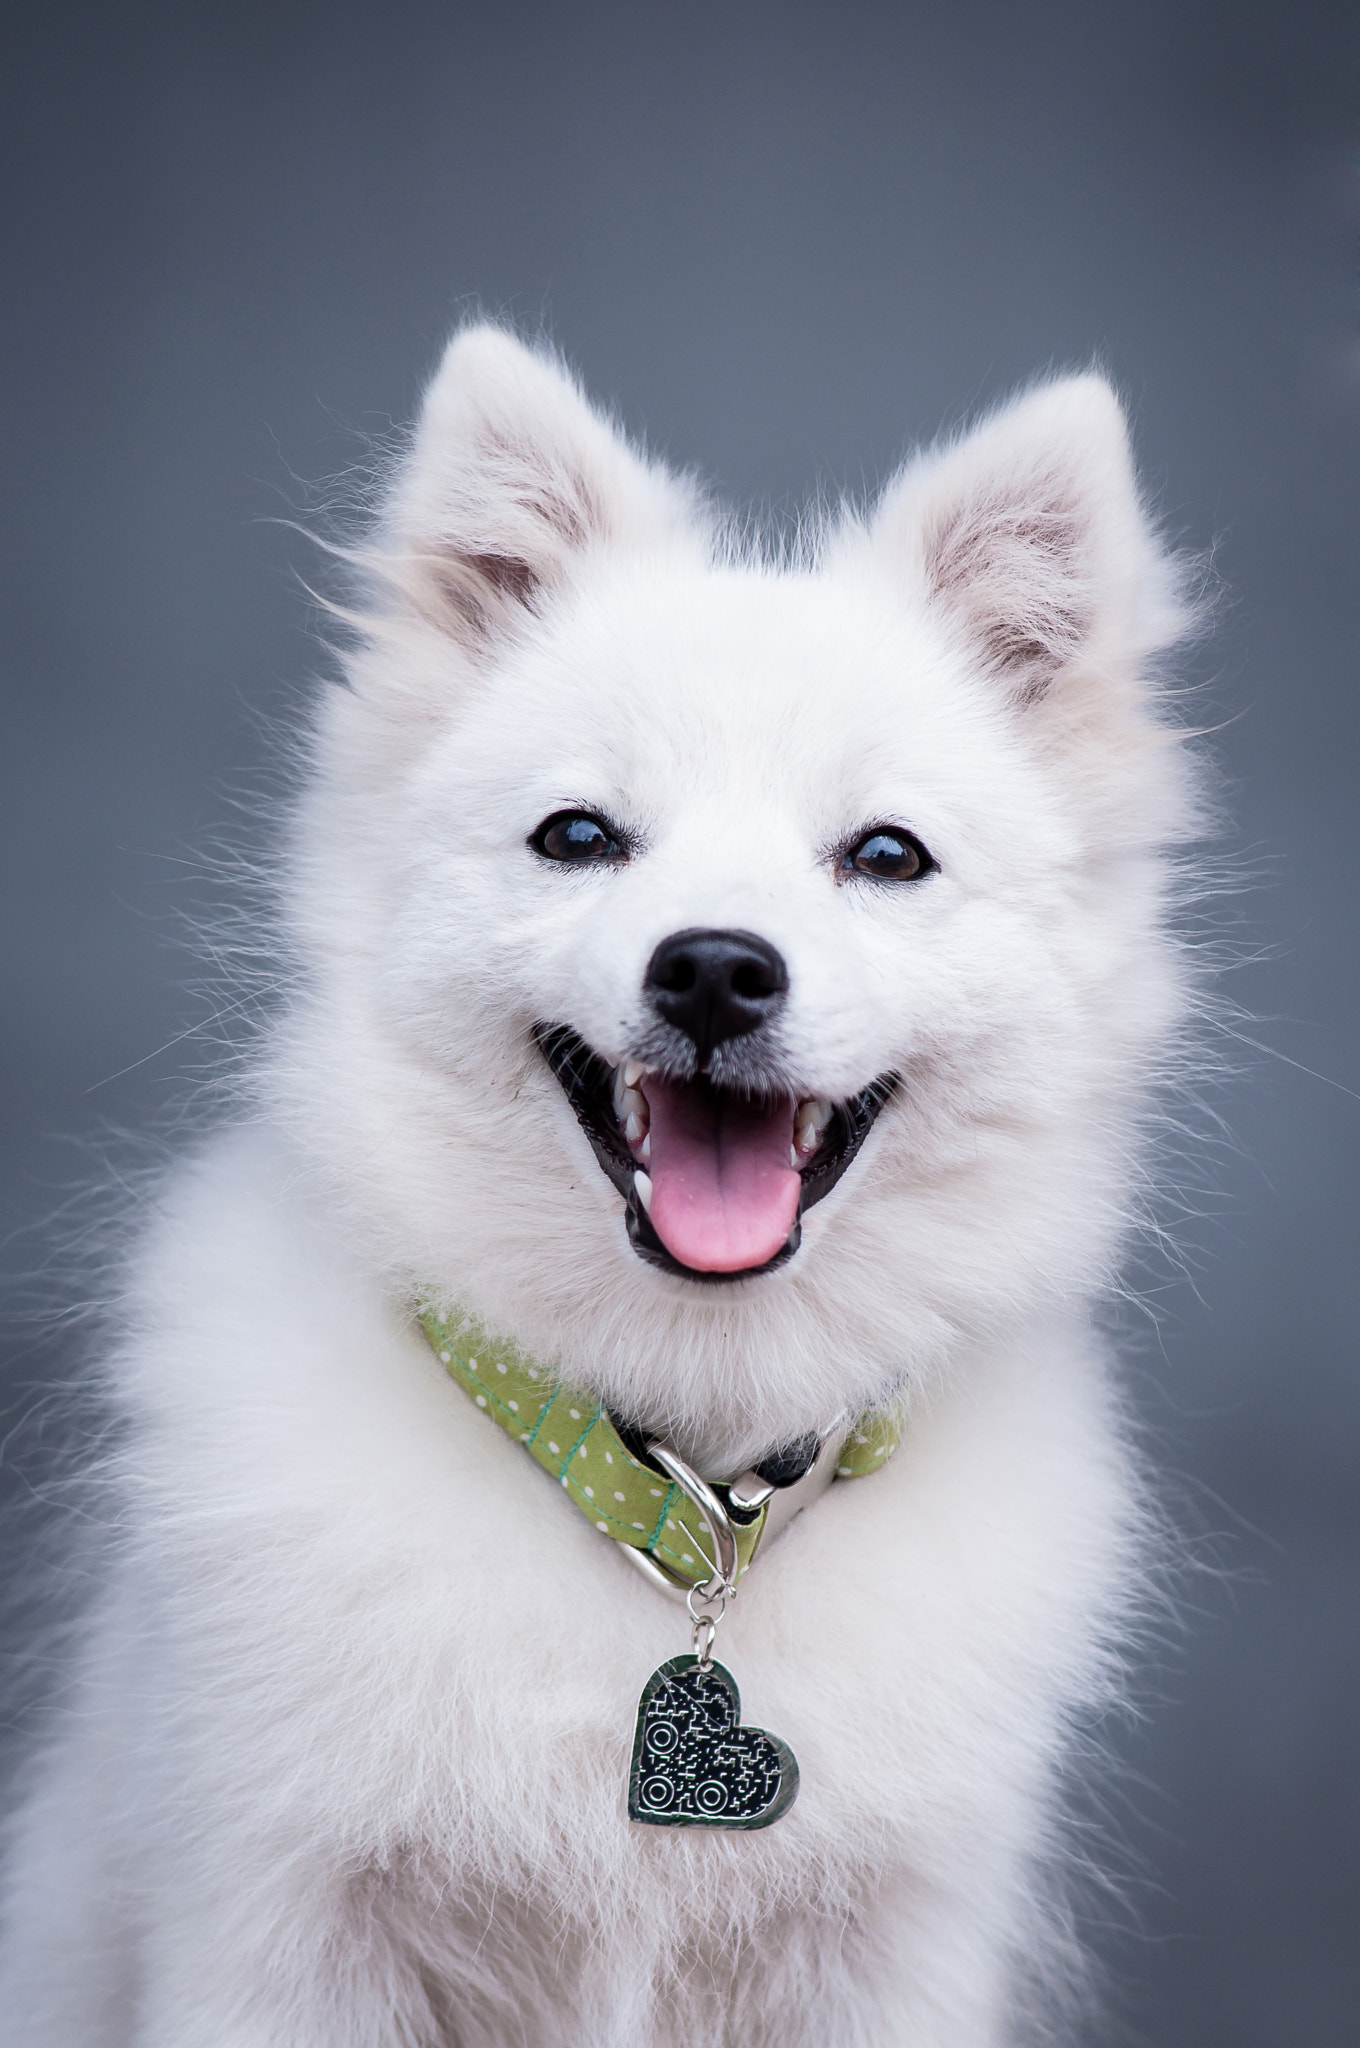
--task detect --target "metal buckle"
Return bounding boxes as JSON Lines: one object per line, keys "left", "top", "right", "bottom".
{"left": 619, "top": 1437, "right": 740, "bottom": 1604}
{"left": 619, "top": 1423, "right": 847, "bottom": 1604}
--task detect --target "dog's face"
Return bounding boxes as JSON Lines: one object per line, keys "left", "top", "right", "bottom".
{"left": 289, "top": 331, "right": 1194, "bottom": 1457}
{"left": 396, "top": 567, "right": 1093, "bottom": 1285}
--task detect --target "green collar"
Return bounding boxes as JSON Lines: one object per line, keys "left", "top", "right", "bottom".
{"left": 420, "top": 1306, "right": 902, "bottom": 1593}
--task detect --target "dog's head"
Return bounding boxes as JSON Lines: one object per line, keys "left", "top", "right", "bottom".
{"left": 281, "top": 329, "right": 1197, "bottom": 1459}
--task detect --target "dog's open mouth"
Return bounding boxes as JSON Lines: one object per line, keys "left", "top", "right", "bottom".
{"left": 535, "top": 1025, "right": 896, "bottom": 1282}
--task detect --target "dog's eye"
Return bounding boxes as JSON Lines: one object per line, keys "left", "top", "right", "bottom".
{"left": 841, "top": 828, "right": 935, "bottom": 882}
{"left": 531, "top": 811, "right": 625, "bottom": 863}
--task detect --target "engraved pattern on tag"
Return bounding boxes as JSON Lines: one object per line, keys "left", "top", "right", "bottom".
{"left": 627, "top": 1655, "right": 799, "bottom": 1830}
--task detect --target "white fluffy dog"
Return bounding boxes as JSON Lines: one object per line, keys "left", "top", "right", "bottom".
{"left": 0, "top": 328, "right": 1199, "bottom": 2046}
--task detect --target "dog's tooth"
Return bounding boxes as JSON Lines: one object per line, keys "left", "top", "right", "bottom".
{"left": 793, "top": 1096, "right": 833, "bottom": 1159}
{"left": 612, "top": 1068, "right": 628, "bottom": 1116}
{"left": 623, "top": 1060, "right": 643, "bottom": 1089}
{"left": 618, "top": 1086, "right": 650, "bottom": 1147}
{"left": 639, "top": 1131, "right": 651, "bottom": 1162}
{"left": 633, "top": 1170, "right": 653, "bottom": 1213}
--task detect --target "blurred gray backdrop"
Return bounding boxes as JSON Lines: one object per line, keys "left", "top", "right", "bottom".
{"left": 2, "top": 2, "right": 1357, "bottom": 2042}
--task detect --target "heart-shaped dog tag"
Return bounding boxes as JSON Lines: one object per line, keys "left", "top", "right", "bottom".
{"left": 628, "top": 1655, "right": 799, "bottom": 1829}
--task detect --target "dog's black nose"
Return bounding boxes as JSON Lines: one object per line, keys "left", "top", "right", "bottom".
{"left": 645, "top": 928, "right": 788, "bottom": 1067}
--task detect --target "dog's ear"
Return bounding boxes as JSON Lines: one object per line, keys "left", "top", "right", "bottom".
{"left": 381, "top": 326, "right": 702, "bottom": 640}
{"left": 867, "top": 375, "right": 1188, "bottom": 706}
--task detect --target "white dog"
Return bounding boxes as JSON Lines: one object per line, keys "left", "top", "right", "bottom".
{"left": 0, "top": 328, "right": 1199, "bottom": 2046}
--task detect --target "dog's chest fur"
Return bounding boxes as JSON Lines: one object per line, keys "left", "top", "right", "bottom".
{"left": 98, "top": 1127, "right": 1131, "bottom": 2046}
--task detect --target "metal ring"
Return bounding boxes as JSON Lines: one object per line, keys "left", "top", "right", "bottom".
{"left": 645, "top": 1438, "right": 740, "bottom": 1593}
{"left": 686, "top": 1581, "right": 727, "bottom": 1628}
{"left": 690, "top": 1614, "right": 718, "bottom": 1670}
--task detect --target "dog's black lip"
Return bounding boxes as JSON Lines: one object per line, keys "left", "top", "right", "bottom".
{"left": 533, "top": 1022, "right": 897, "bottom": 1283}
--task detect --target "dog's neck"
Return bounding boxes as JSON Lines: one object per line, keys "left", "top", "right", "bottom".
{"left": 420, "top": 1305, "right": 902, "bottom": 1594}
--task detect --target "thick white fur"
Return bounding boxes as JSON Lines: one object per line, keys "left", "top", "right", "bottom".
{"left": 0, "top": 330, "right": 1199, "bottom": 2045}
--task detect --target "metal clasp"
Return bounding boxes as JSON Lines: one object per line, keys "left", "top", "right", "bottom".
{"left": 620, "top": 1422, "right": 849, "bottom": 1610}
{"left": 639, "top": 1443, "right": 743, "bottom": 1670}
{"left": 644, "top": 1438, "right": 740, "bottom": 1593}
{"left": 619, "top": 1438, "right": 741, "bottom": 1651}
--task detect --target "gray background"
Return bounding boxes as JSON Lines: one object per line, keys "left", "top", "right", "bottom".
{"left": 2, "top": 2, "right": 1356, "bottom": 2041}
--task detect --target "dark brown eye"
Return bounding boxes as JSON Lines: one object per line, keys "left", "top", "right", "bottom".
{"left": 842, "top": 828, "right": 935, "bottom": 882}
{"left": 531, "top": 810, "right": 624, "bottom": 863}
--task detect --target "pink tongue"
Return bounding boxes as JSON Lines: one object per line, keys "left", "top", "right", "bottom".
{"left": 641, "top": 1079, "right": 801, "bottom": 1273}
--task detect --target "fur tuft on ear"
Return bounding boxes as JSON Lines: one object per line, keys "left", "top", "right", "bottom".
{"left": 870, "top": 374, "right": 1190, "bottom": 704}
{"left": 382, "top": 325, "right": 704, "bottom": 638}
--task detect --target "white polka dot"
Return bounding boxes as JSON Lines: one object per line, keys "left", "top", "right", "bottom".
{"left": 548, "top": 1442, "right": 560, "bottom": 1454}
{"left": 584, "top": 1486, "right": 594, "bottom": 1498}
{"left": 596, "top": 1521, "right": 608, "bottom": 1532}
{"left": 682, "top": 1553, "right": 694, "bottom": 1564}
{"left": 569, "top": 1408, "right": 580, "bottom": 1419}
{"left": 666, "top": 1519, "right": 676, "bottom": 1531}
{"left": 439, "top": 1350, "right": 451, "bottom": 1363}
{"left": 604, "top": 1451, "right": 613, "bottom": 1463}
{"left": 560, "top": 1475, "right": 569, "bottom": 1487}
{"left": 468, "top": 1359, "right": 478, "bottom": 1370}
{"left": 649, "top": 1487, "right": 663, "bottom": 1498}
{"left": 496, "top": 1361, "right": 507, "bottom": 1374}
{"left": 507, "top": 1400, "right": 518, "bottom": 1412}
{"left": 578, "top": 1445, "right": 587, "bottom": 1458}
{"left": 520, "top": 1433, "right": 530, "bottom": 1443}
{"left": 836, "top": 1465, "right": 852, "bottom": 1477}
{"left": 613, "top": 1490, "right": 625, "bottom": 1502}
{"left": 632, "top": 1521, "right": 645, "bottom": 1531}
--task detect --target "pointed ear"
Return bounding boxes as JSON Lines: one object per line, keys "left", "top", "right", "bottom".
{"left": 381, "top": 325, "right": 704, "bottom": 638}
{"left": 868, "top": 374, "right": 1189, "bottom": 704}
